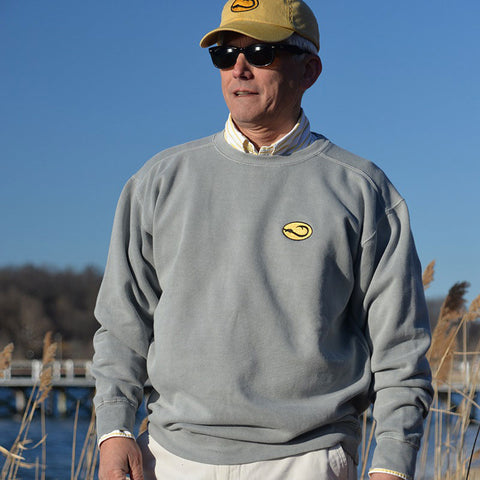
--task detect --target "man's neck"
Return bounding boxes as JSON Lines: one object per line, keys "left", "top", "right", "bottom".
{"left": 232, "top": 115, "right": 300, "bottom": 151}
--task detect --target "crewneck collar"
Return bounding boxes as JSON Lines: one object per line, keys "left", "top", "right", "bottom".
{"left": 214, "top": 130, "right": 329, "bottom": 167}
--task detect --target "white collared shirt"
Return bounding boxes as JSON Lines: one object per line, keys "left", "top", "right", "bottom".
{"left": 224, "top": 110, "right": 315, "bottom": 156}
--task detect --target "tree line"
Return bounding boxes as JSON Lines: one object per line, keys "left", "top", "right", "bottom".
{"left": 0, "top": 264, "right": 472, "bottom": 360}
{"left": 0, "top": 265, "right": 102, "bottom": 359}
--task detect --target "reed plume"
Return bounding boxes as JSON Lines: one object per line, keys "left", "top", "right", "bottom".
{"left": 1, "top": 272, "right": 479, "bottom": 478}
{"left": 422, "top": 260, "right": 435, "bottom": 290}
{"left": 440, "top": 281, "right": 469, "bottom": 320}
{"left": 42, "top": 331, "right": 57, "bottom": 366}
{"left": 0, "top": 343, "right": 14, "bottom": 378}
{"left": 465, "top": 294, "right": 480, "bottom": 323}
{"left": 37, "top": 331, "right": 57, "bottom": 404}
{"left": 428, "top": 281, "right": 469, "bottom": 382}
{"left": 38, "top": 367, "right": 53, "bottom": 404}
{"left": 1, "top": 333, "right": 58, "bottom": 479}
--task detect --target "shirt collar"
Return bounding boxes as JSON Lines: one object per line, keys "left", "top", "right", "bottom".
{"left": 224, "top": 110, "right": 314, "bottom": 156}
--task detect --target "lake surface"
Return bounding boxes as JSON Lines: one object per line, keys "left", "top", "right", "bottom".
{"left": 0, "top": 415, "right": 97, "bottom": 479}
{"left": 0, "top": 410, "right": 475, "bottom": 479}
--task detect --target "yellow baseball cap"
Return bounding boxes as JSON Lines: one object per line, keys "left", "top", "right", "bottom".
{"left": 199, "top": 0, "right": 319, "bottom": 51}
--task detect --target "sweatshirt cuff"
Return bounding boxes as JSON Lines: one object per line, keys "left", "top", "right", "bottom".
{"left": 371, "top": 436, "right": 418, "bottom": 479}
{"left": 95, "top": 398, "right": 137, "bottom": 440}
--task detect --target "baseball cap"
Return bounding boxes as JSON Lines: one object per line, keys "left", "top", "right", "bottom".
{"left": 199, "top": 0, "right": 319, "bottom": 51}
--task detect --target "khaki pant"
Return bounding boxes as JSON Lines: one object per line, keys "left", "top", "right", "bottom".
{"left": 138, "top": 432, "right": 356, "bottom": 480}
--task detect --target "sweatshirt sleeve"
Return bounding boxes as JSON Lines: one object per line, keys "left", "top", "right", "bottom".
{"left": 92, "top": 176, "right": 160, "bottom": 439}
{"left": 357, "top": 199, "right": 433, "bottom": 478}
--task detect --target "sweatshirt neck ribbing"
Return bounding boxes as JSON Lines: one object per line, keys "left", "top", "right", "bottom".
{"left": 213, "top": 131, "right": 330, "bottom": 167}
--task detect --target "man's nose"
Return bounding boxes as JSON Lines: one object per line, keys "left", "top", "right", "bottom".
{"left": 232, "top": 53, "right": 253, "bottom": 79}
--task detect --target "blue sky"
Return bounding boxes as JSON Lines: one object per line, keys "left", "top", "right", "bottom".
{"left": 1, "top": 1, "right": 479, "bottom": 303}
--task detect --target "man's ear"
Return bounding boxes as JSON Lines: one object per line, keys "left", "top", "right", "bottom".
{"left": 302, "top": 55, "right": 322, "bottom": 91}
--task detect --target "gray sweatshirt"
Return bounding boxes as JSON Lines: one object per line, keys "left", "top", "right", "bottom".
{"left": 92, "top": 132, "right": 432, "bottom": 477}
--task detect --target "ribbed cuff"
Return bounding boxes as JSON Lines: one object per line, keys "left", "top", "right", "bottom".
{"left": 371, "top": 436, "right": 418, "bottom": 479}
{"left": 95, "top": 398, "right": 137, "bottom": 440}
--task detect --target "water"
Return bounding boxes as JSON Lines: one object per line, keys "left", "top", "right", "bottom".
{"left": 0, "top": 415, "right": 429, "bottom": 480}
{"left": 0, "top": 416, "right": 96, "bottom": 479}
{"left": 0, "top": 384, "right": 149, "bottom": 480}
{"left": 0, "top": 411, "right": 477, "bottom": 479}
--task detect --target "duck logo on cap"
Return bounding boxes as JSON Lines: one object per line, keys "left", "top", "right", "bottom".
{"left": 231, "top": 0, "right": 259, "bottom": 12}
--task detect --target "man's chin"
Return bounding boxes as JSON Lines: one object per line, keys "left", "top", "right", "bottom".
{"left": 230, "top": 112, "right": 271, "bottom": 129}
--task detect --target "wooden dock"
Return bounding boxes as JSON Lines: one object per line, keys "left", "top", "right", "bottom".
{"left": 1, "top": 360, "right": 479, "bottom": 418}
{"left": 0, "top": 360, "right": 95, "bottom": 416}
{"left": 1, "top": 359, "right": 94, "bottom": 387}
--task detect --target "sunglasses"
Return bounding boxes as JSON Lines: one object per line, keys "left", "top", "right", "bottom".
{"left": 208, "top": 43, "right": 308, "bottom": 69}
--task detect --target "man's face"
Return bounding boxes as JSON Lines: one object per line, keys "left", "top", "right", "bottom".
{"left": 219, "top": 33, "right": 308, "bottom": 134}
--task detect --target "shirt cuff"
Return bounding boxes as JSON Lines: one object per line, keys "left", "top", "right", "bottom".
{"left": 98, "top": 429, "right": 135, "bottom": 447}
{"left": 369, "top": 468, "right": 411, "bottom": 480}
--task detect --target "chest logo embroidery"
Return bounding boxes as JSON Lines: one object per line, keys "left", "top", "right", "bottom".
{"left": 282, "top": 222, "right": 313, "bottom": 241}
{"left": 231, "top": 0, "right": 259, "bottom": 12}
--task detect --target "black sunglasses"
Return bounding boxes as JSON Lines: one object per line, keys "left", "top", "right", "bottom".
{"left": 208, "top": 43, "right": 308, "bottom": 69}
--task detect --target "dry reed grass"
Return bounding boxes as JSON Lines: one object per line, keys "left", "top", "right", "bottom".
{"left": 0, "top": 332, "right": 57, "bottom": 479}
{"left": 423, "top": 260, "right": 436, "bottom": 290}
{"left": 138, "top": 416, "right": 149, "bottom": 436}
{"left": 1, "top": 264, "right": 480, "bottom": 479}
{"left": 0, "top": 344, "right": 14, "bottom": 378}
{"left": 419, "top": 275, "right": 480, "bottom": 479}
{"left": 0, "top": 333, "right": 98, "bottom": 480}
{"left": 359, "top": 262, "right": 480, "bottom": 479}
{"left": 70, "top": 403, "right": 98, "bottom": 480}
{"left": 428, "top": 281, "right": 470, "bottom": 383}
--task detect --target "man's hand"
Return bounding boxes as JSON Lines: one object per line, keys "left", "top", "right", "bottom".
{"left": 99, "top": 437, "right": 144, "bottom": 480}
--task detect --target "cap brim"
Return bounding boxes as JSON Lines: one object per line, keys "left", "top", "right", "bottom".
{"left": 200, "top": 22, "right": 294, "bottom": 48}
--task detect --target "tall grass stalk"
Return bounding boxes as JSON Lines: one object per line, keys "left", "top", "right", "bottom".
{"left": 1, "top": 263, "right": 480, "bottom": 478}
{"left": 71, "top": 402, "right": 79, "bottom": 480}
{"left": 361, "top": 262, "right": 480, "bottom": 479}
{"left": 72, "top": 406, "right": 98, "bottom": 480}
{"left": 1, "top": 333, "right": 55, "bottom": 479}
{"left": 1, "top": 335, "right": 99, "bottom": 479}
{"left": 420, "top": 278, "right": 480, "bottom": 479}
{"left": 0, "top": 344, "right": 14, "bottom": 377}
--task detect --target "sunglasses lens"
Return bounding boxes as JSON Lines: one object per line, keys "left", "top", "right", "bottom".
{"left": 209, "top": 47, "right": 238, "bottom": 69}
{"left": 209, "top": 45, "right": 277, "bottom": 69}
{"left": 246, "top": 45, "right": 274, "bottom": 67}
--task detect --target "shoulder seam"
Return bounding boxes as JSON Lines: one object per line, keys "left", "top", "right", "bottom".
{"left": 319, "top": 149, "right": 382, "bottom": 197}
{"left": 129, "top": 136, "right": 216, "bottom": 206}
{"left": 360, "top": 198, "right": 406, "bottom": 247}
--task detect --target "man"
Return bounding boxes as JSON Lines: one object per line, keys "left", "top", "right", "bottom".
{"left": 92, "top": 1, "right": 432, "bottom": 479}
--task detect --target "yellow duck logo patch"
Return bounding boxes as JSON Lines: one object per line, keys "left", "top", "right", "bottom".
{"left": 231, "top": 0, "right": 259, "bottom": 12}
{"left": 282, "top": 222, "right": 313, "bottom": 241}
